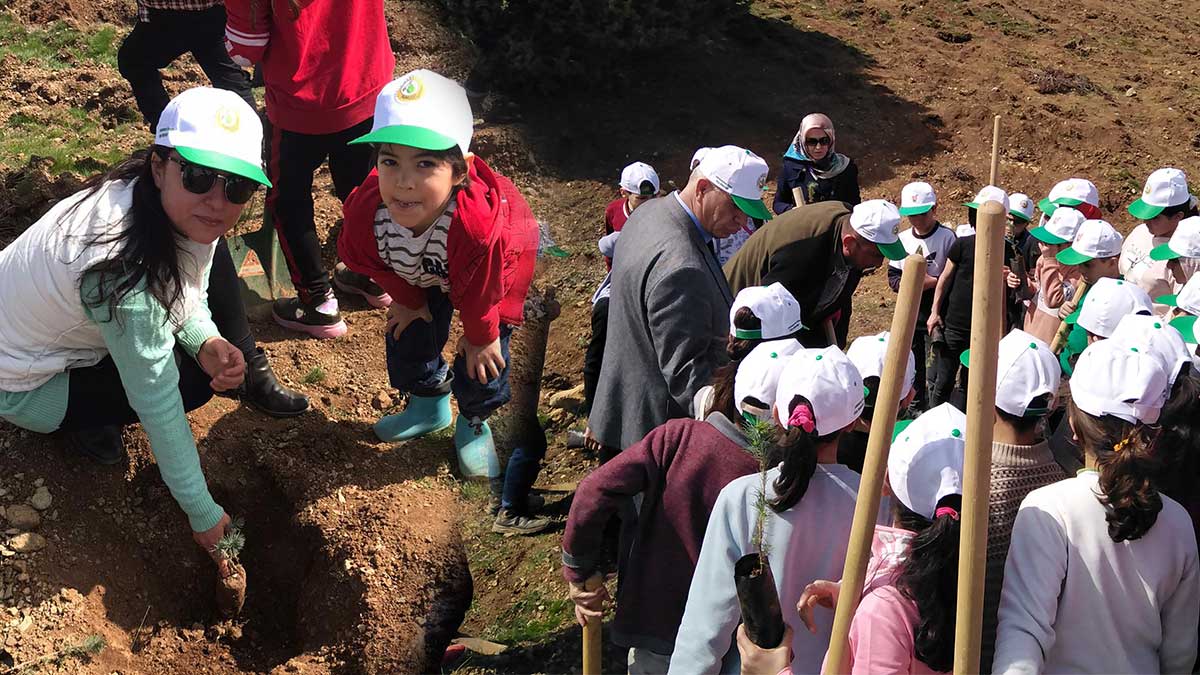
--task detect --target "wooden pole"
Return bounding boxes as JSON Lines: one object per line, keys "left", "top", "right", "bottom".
{"left": 1050, "top": 281, "right": 1089, "bottom": 353}
{"left": 582, "top": 576, "right": 602, "bottom": 675}
{"left": 822, "top": 253, "right": 927, "bottom": 675}
{"left": 989, "top": 115, "right": 1001, "bottom": 186}
{"left": 792, "top": 186, "right": 807, "bottom": 208}
{"left": 822, "top": 318, "right": 838, "bottom": 349}
{"left": 953, "top": 199, "right": 1007, "bottom": 674}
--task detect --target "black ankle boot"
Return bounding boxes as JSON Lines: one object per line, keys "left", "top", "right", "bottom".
{"left": 241, "top": 347, "right": 309, "bottom": 418}
{"left": 64, "top": 425, "right": 127, "bottom": 466}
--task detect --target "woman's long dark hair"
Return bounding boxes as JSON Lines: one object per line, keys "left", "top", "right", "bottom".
{"left": 1068, "top": 399, "right": 1164, "bottom": 542}
{"left": 75, "top": 146, "right": 185, "bottom": 323}
{"left": 894, "top": 496, "right": 962, "bottom": 673}
{"left": 767, "top": 395, "right": 839, "bottom": 513}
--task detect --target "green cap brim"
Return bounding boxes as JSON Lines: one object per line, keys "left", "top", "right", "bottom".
{"left": 1029, "top": 226, "right": 1069, "bottom": 245}
{"left": 1170, "top": 315, "right": 1199, "bottom": 344}
{"left": 898, "top": 203, "right": 935, "bottom": 216}
{"left": 1010, "top": 210, "right": 1033, "bottom": 223}
{"left": 963, "top": 201, "right": 981, "bottom": 210}
{"left": 876, "top": 239, "right": 908, "bottom": 261}
{"left": 732, "top": 194, "right": 774, "bottom": 221}
{"left": 174, "top": 145, "right": 271, "bottom": 187}
{"left": 1037, "top": 197, "right": 1056, "bottom": 215}
{"left": 1055, "top": 247, "right": 1093, "bottom": 266}
{"left": 1157, "top": 294, "right": 1180, "bottom": 306}
{"left": 892, "top": 418, "right": 915, "bottom": 442}
{"left": 1149, "top": 242, "right": 1183, "bottom": 261}
{"left": 1128, "top": 198, "right": 1166, "bottom": 221}
{"left": 348, "top": 124, "right": 459, "bottom": 151}
{"left": 959, "top": 348, "right": 971, "bottom": 368}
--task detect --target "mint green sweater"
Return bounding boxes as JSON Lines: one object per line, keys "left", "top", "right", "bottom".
{"left": 0, "top": 272, "right": 224, "bottom": 532}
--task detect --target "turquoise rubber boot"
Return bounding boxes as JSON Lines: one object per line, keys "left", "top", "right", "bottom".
{"left": 454, "top": 416, "right": 501, "bottom": 479}
{"left": 373, "top": 393, "right": 452, "bottom": 442}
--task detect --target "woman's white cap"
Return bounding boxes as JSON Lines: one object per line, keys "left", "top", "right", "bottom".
{"left": 155, "top": 86, "right": 270, "bottom": 186}
{"left": 350, "top": 69, "right": 473, "bottom": 155}
{"left": 887, "top": 403, "right": 966, "bottom": 520}
{"left": 734, "top": 339, "right": 805, "bottom": 419}
{"left": 774, "top": 347, "right": 865, "bottom": 435}
{"left": 1075, "top": 277, "right": 1153, "bottom": 338}
{"left": 1108, "top": 314, "right": 1192, "bottom": 386}
{"left": 1071, "top": 340, "right": 1170, "bottom": 424}
{"left": 730, "top": 283, "right": 804, "bottom": 340}
{"left": 846, "top": 331, "right": 916, "bottom": 403}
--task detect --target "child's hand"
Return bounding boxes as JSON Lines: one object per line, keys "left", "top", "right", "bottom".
{"left": 736, "top": 622, "right": 793, "bottom": 675}
{"left": 458, "top": 336, "right": 506, "bottom": 382}
{"left": 1057, "top": 298, "right": 1078, "bottom": 320}
{"left": 1004, "top": 267, "right": 1022, "bottom": 289}
{"left": 796, "top": 579, "right": 841, "bottom": 634}
{"left": 386, "top": 303, "right": 433, "bottom": 340}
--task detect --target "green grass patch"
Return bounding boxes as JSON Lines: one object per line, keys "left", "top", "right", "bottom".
{"left": 1, "top": 106, "right": 140, "bottom": 174}
{"left": 486, "top": 590, "right": 574, "bottom": 645}
{"left": 0, "top": 15, "right": 121, "bottom": 69}
{"left": 973, "top": 6, "right": 1034, "bottom": 38}
{"left": 303, "top": 367, "right": 327, "bottom": 384}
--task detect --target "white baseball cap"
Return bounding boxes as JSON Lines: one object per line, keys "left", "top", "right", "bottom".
{"left": 1070, "top": 340, "right": 1170, "bottom": 424}
{"left": 1129, "top": 168, "right": 1191, "bottom": 220}
{"left": 734, "top": 339, "right": 805, "bottom": 419}
{"left": 1029, "top": 206, "right": 1086, "bottom": 245}
{"left": 351, "top": 70, "right": 473, "bottom": 155}
{"left": 697, "top": 145, "right": 773, "bottom": 221}
{"left": 1075, "top": 277, "right": 1153, "bottom": 338}
{"left": 730, "top": 283, "right": 805, "bottom": 340}
{"left": 1159, "top": 272, "right": 1200, "bottom": 316}
{"left": 619, "top": 161, "right": 660, "bottom": 197}
{"left": 1009, "top": 193, "right": 1036, "bottom": 222}
{"left": 775, "top": 347, "right": 865, "bottom": 435}
{"left": 690, "top": 147, "right": 712, "bottom": 171}
{"left": 964, "top": 185, "right": 1010, "bottom": 212}
{"left": 960, "top": 329, "right": 1059, "bottom": 416}
{"left": 955, "top": 224, "right": 976, "bottom": 237}
{"left": 1056, "top": 219, "right": 1124, "bottom": 265}
{"left": 1108, "top": 314, "right": 1192, "bottom": 386}
{"left": 846, "top": 331, "right": 916, "bottom": 403}
{"left": 1150, "top": 215, "right": 1200, "bottom": 261}
{"left": 155, "top": 86, "right": 270, "bottom": 186}
{"left": 887, "top": 403, "right": 966, "bottom": 520}
{"left": 1039, "top": 178, "right": 1100, "bottom": 215}
{"left": 849, "top": 199, "right": 907, "bottom": 260}
{"left": 899, "top": 182, "right": 937, "bottom": 216}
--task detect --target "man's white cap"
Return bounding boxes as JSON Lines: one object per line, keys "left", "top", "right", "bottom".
{"left": 690, "top": 147, "right": 712, "bottom": 171}
{"left": 887, "top": 403, "right": 966, "bottom": 520}
{"left": 697, "top": 145, "right": 774, "bottom": 221}
{"left": 619, "top": 161, "right": 660, "bottom": 197}
{"left": 1075, "top": 277, "right": 1153, "bottom": 338}
{"left": 961, "top": 329, "right": 1059, "bottom": 416}
{"left": 964, "top": 185, "right": 1010, "bottom": 212}
{"left": 734, "top": 339, "right": 805, "bottom": 419}
{"left": 1150, "top": 215, "right": 1200, "bottom": 262}
{"left": 849, "top": 199, "right": 907, "bottom": 260}
{"left": 351, "top": 70, "right": 473, "bottom": 155}
{"left": 1029, "top": 206, "right": 1086, "bottom": 245}
{"left": 1070, "top": 340, "right": 1170, "bottom": 424}
{"left": 730, "top": 283, "right": 804, "bottom": 340}
{"left": 846, "top": 331, "right": 916, "bottom": 403}
{"left": 1129, "top": 168, "right": 1191, "bottom": 221}
{"left": 899, "top": 182, "right": 937, "bottom": 216}
{"left": 1108, "top": 314, "right": 1192, "bottom": 386}
{"left": 155, "top": 86, "right": 270, "bottom": 186}
{"left": 1056, "top": 219, "right": 1124, "bottom": 265}
{"left": 775, "top": 347, "right": 865, "bottom": 435}
{"left": 1009, "top": 193, "right": 1036, "bottom": 222}
{"left": 1039, "top": 178, "right": 1100, "bottom": 215}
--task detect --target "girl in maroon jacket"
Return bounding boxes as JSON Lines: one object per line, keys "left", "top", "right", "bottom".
{"left": 337, "top": 71, "right": 543, "bottom": 534}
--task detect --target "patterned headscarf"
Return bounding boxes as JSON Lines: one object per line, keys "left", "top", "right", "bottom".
{"left": 784, "top": 113, "right": 851, "bottom": 180}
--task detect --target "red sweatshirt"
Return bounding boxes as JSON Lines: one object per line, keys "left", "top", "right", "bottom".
{"left": 224, "top": 0, "right": 394, "bottom": 135}
{"left": 337, "top": 158, "right": 539, "bottom": 345}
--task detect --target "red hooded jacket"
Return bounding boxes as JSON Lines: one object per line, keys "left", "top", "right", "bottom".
{"left": 337, "top": 158, "right": 539, "bottom": 345}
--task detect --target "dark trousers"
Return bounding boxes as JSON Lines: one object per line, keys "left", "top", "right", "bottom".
{"left": 929, "top": 329, "right": 969, "bottom": 410}
{"left": 911, "top": 326, "right": 930, "bottom": 410}
{"left": 266, "top": 118, "right": 374, "bottom": 301}
{"left": 582, "top": 296, "right": 609, "bottom": 415}
{"left": 117, "top": 6, "right": 254, "bottom": 128}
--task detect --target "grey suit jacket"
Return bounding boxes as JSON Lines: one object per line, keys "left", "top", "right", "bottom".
{"left": 588, "top": 194, "right": 734, "bottom": 450}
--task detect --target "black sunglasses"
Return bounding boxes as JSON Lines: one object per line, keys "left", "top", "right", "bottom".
{"left": 167, "top": 155, "right": 258, "bottom": 205}
{"left": 805, "top": 136, "right": 832, "bottom": 148}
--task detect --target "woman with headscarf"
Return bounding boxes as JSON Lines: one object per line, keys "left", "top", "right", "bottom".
{"left": 773, "top": 113, "right": 862, "bottom": 215}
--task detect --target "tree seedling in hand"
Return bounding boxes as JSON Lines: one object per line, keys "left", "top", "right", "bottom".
{"left": 214, "top": 516, "right": 248, "bottom": 618}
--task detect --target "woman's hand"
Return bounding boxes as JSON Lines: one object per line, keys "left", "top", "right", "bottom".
{"left": 193, "top": 512, "right": 233, "bottom": 578}
{"left": 197, "top": 338, "right": 245, "bottom": 391}
{"left": 796, "top": 579, "right": 841, "bottom": 634}
{"left": 567, "top": 578, "right": 610, "bottom": 627}
{"left": 458, "top": 336, "right": 506, "bottom": 383}
{"left": 736, "top": 622, "right": 794, "bottom": 675}
{"left": 385, "top": 303, "right": 433, "bottom": 340}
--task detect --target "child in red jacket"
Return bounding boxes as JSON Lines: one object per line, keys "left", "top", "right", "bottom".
{"left": 224, "top": 0, "right": 395, "bottom": 338}
{"left": 338, "top": 70, "right": 545, "bottom": 535}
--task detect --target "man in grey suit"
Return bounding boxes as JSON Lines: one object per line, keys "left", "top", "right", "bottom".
{"left": 587, "top": 145, "right": 774, "bottom": 454}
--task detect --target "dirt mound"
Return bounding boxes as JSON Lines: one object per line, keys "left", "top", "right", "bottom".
{"left": 1, "top": 0, "right": 130, "bottom": 24}
{"left": 0, "top": 156, "right": 83, "bottom": 245}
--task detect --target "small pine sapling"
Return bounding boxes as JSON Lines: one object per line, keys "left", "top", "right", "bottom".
{"left": 743, "top": 417, "right": 778, "bottom": 571}
{"left": 214, "top": 516, "right": 246, "bottom": 565}
{"left": 214, "top": 517, "right": 248, "bottom": 617}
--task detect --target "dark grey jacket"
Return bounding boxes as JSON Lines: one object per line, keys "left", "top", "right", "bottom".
{"left": 588, "top": 194, "right": 734, "bottom": 450}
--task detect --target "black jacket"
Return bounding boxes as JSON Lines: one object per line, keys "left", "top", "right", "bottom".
{"left": 772, "top": 156, "right": 862, "bottom": 215}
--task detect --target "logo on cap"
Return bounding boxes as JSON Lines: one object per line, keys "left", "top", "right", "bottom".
{"left": 396, "top": 74, "right": 424, "bottom": 102}
{"left": 215, "top": 106, "right": 240, "bottom": 133}
{"left": 1145, "top": 184, "right": 1154, "bottom": 197}
{"left": 757, "top": 174, "right": 768, "bottom": 191}
{"left": 892, "top": 223, "right": 900, "bottom": 235}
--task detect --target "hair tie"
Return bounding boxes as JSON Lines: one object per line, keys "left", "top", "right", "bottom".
{"left": 788, "top": 404, "right": 816, "bottom": 433}
{"left": 1113, "top": 436, "right": 1133, "bottom": 454}
{"left": 934, "top": 506, "right": 960, "bottom": 520}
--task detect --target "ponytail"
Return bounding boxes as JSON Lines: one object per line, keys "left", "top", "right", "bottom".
{"left": 768, "top": 396, "right": 836, "bottom": 513}
{"left": 894, "top": 496, "right": 962, "bottom": 673}
{"left": 727, "top": 307, "right": 765, "bottom": 361}
{"left": 1068, "top": 400, "right": 1164, "bottom": 542}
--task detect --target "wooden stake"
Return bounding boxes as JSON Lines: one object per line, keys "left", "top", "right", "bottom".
{"left": 822, "top": 318, "right": 838, "bottom": 348}
{"left": 822, "top": 253, "right": 927, "bottom": 675}
{"left": 1051, "top": 281, "right": 1089, "bottom": 353}
{"left": 953, "top": 199, "right": 1007, "bottom": 674}
{"left": 989, "top": 115, "right": 1001, "bottom": 186}
{"left": 583, "top": 576, "right": 602, "bottom": 675}
{"left": 792, "top": 186, "right": 807, "bottom": 208}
